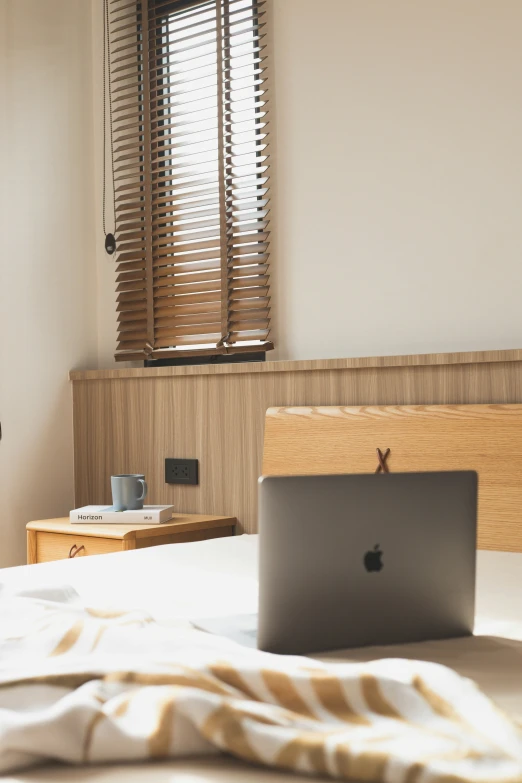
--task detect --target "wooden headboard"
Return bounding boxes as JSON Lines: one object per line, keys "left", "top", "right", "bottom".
{"left": 262, "top": 405, "right": 522, "bottom": 552}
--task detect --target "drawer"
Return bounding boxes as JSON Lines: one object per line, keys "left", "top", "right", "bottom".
{"left": 135, "top": 525, "right": 235, "bottom": 549}
{"left": 36, "top": 532, "right": 122, "bottom": 563}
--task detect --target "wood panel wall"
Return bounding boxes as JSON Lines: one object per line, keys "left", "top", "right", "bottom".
{"left": 262, "top": 404, "right": 522, "bottom": 551}
{"left": 71, "top": 349, "right": 522, "bottom": 535}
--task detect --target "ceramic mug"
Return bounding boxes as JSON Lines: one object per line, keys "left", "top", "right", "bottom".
{"left": 111, "top": 474, "right": 148, "bottom": 511}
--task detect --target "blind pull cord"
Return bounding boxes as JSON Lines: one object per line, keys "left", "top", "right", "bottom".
{"left": 102, "top": 0, "right": 116, "bottom": 256}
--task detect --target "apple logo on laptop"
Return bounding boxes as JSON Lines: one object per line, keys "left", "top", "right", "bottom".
{"left": 364, "top": 545, "right": 383, "bottom": 573}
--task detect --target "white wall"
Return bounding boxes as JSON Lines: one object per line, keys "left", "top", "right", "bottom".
{"left": 0, "top": 0, "right": 98, "bottom": 566}
{"left": 93, "top": 0, "right": 522, "bottom": 365}
{"left": 270, "top": 0, "right": 522, "bottom": 359}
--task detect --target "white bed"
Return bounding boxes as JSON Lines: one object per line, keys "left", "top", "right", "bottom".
{"left": 2, "top": 535, "right": 522, "bottom": 783}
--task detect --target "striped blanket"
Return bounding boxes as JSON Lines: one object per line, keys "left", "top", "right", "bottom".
{"left": 0, "top": 586, "right": 521, "bottom": 781}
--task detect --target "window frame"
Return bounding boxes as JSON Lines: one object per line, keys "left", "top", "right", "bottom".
{"left": 111, "top": 0, "right": 272, "bottom": 364}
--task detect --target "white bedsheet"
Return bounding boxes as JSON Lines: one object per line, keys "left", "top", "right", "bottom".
{"left": 2, "top": 535, "right": 522, "bottom": 783}
{"left": 0, "top": 535, "right": 260, "bottom": 623}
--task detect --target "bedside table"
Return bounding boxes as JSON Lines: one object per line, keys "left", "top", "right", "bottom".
{"left": 26, "top": 514, "right": 236, "bottom": 565}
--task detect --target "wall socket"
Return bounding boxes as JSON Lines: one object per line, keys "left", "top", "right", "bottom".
{"left": 165, "top": 458, "right": 199, "bottom": 485}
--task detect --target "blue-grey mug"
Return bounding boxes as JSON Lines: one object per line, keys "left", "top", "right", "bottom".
{"left": 111, "top": 474, "right": 148, "bottom": 511}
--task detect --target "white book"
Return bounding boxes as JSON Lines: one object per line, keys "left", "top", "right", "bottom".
{"left": 70, "top": 505, "right": 175, "bottom": 525}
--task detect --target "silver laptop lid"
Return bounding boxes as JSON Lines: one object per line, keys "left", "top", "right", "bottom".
{"left": 258, "top": 471, "right": 477, "bottom": 655}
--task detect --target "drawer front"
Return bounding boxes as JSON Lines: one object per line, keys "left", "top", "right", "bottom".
{"left": 36, "top": 532, "right": 122, "bottom": 563}
{"left": 136, "top": 525, "right": 235, "bottom": 549}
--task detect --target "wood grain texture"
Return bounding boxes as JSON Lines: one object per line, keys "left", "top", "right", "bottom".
{"left": 70, "top": 348, "right": 522, "bottom": 381}
{"left": 71, "top": 351, "right": 522, "bottom": 543}
{"left": 263, "top": 405, "right": 522, "bottom": 552}
{"left": 35, "top": 532, "right": 122, "bottom": 563}
{"left": 27, "top": 516, "right": 236, "bottom": 563}
{"left": 135, "top": 526, "right": 234, "bottom": 549}
{"left": 27, "top": 530, "right": 37, "bottom": 565}
{"left": 27, "top": 515, "right": 236, "bottom": 540}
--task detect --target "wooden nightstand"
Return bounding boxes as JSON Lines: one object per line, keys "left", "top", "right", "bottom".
{"left": 26, "top": 514, "right": 236, "bottom": 565}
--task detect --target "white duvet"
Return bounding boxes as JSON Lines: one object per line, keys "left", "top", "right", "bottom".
{"left": 1, "top": 584, "right": 522, "bottom": 783}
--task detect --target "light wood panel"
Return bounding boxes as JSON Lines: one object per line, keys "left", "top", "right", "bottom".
{"left": 35, "top": 532, "right": 122, "bottom": 563}
{"left": 26, "top": 530, "right": 37, "bottom": 566}
{"left": 135, "top": 527, "right": 234, "bottom": 549}
{"left": 26, "top": 515, "right": 236, "bottom": 540}
{"left": 70, "top": 348, "right": 522, "bottom": 381}
{"left": 71, "top": 350, "right": 522, "bottom": 545}
{"left": 26, "top": 515, "right": 236, "bottom": 564}
{"left": 262, "top": 405, "right": 522, "bottom": 552}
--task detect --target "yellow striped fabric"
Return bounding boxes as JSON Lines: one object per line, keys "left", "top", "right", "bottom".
{"left": 0, "top": 591, "right": 521, "bottom": 781}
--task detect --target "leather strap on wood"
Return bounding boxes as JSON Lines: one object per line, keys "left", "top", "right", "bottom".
{"left": 375, "top": 448, "right": 391, "bottom": 473}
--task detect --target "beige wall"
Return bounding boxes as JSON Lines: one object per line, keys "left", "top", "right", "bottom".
{"left": 270, "top": 0, "right": 522, "bottom": 360}
{"left": 0, "top": 0, "right": 98, "bottom": 566}
{"left": 93, "top": 0, "right": 522, "bottom": 365}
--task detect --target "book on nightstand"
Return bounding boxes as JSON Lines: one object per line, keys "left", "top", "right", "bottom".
{"left": 70, "top": 505, "right": 175, "bottom": 524}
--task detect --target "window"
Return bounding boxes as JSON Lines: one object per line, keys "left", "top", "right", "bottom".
{"left": 109, "top": 0, "right": 271, "bottom": 362}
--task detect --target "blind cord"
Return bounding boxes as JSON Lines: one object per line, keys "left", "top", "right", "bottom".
{"left": 103, "top": 0, "right": 116, "bottom": 255}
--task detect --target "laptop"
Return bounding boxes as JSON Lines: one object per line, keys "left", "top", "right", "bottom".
{"left": 257, "top": 471, "right": 477, "bottom": 654}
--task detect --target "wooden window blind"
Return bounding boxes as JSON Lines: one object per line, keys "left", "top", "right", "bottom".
{"left": 110, "top": 0, "right": 271, "bottom": 361}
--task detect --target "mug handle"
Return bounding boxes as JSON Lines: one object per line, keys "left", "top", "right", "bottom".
{"left": 137, "top": 479, "right": 148, "bottom": 502}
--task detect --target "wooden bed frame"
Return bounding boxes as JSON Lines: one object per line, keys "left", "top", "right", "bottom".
{"left": 262, "top": 404, "right": 522, "bottom": 552}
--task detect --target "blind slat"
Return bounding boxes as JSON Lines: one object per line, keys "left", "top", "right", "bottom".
{"left": 151, "top": 262, "right": 268, "bottom": 290}
{"left": 155, "top": 209, "right": 221, "bottom": 228}
{"left": 145, "top": 342, "right": 273, "bottom": 361}
{"left": 153, "top": 248, "right": 222, "bottom": 265}
{"left": 154, "top": 301, "right": 224, "bottom": 318}
{"left": 111, "top": 0, "right": 271, "bottom": 360}
{"left": 155, "top": 309, "right": 221, "bottom": 327}
{"left": 155, "top": 322, "right": 221, "bottom": 339}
